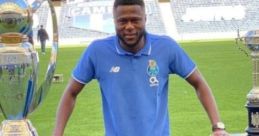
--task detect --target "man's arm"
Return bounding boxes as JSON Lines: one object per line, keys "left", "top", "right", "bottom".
{"left": 186, "top": 69, "right": 229, "bottom": 136}
{"left": 53, "top": 78, "right": 85, "bottom": 136}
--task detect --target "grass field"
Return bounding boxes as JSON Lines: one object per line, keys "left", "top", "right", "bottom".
{"left": 0, "top": 40, "right": 251, "bottom": 136}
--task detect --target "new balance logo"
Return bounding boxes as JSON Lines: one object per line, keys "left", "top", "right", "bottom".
{"left": 110, "top": 66, "right": 120, "bottom": 73}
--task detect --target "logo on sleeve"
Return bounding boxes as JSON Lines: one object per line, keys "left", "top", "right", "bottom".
{"left": 147, "top": 60, "right": 159, "bottom": 87}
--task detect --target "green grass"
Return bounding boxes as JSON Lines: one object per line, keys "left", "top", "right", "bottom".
{"left": 0, "top": 40, "right": 251, "bottom": 135}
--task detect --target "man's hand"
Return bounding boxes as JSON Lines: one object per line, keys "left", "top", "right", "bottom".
{"left": 211, "top": 129, "right": 230, "bottom": 136}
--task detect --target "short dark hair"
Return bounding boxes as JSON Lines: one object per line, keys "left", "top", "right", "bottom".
{"left": 113, "top": 0, "right": 145, "bottom": 9}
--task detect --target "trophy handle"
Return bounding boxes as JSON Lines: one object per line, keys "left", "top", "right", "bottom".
{"left": 29, "top": 0, "right": 59, "bottom": 113}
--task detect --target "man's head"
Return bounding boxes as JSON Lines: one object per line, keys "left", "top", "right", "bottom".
{"left": 113, "top": 0, "right": 146, "bottom": 52}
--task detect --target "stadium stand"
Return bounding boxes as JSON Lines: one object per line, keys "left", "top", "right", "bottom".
{"left": 33, "top": 0, "right": 259, "bottom": 44}
{"left": 32, "top": 4, "right": 50, "bottom": 41}
{"left": 55, "top": 0, "right": 166, "bottom": 44}
{"left": 170, "top": 0, "right": 259, "bottom": 40}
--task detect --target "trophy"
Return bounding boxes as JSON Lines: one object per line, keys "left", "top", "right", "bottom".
{"left": 0, "top": 0, "right": 58, "bottom": 135}
{"left": 240, "top": 30, "right": 259, "bottom": 135}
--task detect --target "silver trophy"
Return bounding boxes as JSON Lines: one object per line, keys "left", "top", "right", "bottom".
{"left": 239, "top": 30, "right": 259, "bottom": 135}
{"left": 0, "top": 0, "right": 58, "bottom": 135}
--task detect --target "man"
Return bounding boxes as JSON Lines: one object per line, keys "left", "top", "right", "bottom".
{"left": 37, "top": 25, "right": 49, "bottom": 54}
{"left": 53, "top": 0, "right": 229, "bottom": 136}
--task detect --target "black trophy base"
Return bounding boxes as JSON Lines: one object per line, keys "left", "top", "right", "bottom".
{"left": 246, "top": 102, "right": 259, "bottom": 136}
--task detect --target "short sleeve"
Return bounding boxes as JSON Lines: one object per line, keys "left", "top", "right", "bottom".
{"left": 72, "top": 44, "right": 96, "bottom": 84}
{"left": 169, "top": 40, "right": 196, "bottom": 79}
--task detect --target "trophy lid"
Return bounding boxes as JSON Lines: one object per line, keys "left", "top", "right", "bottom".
{"left": 242, "top": 30, "right": 259, "bottom": 51}
{"left": 0, "top": 0, "right": 32, "bottom": 35}
{"left": 244, "top": 30, "right": 259, "bottom": 45}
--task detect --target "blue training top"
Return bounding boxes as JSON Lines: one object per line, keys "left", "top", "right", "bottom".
{"left": 73, "top": 33, "right": 196, "bottom": 136}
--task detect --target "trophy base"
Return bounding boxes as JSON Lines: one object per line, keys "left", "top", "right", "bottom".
{"left": 0, "top": 119, "right": 38, "bottom": 136}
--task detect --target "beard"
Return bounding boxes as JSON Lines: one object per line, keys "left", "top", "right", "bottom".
{"left": 117, "top": 29, "right": 146, "bottom": 49}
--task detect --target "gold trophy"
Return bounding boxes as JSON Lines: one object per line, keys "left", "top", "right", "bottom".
{"left": 0, "top": 0, "right": 58, "bottom": 135}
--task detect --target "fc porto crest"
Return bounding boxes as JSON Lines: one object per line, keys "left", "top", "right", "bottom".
{"left": 147, "top": 60, "right": 159, "bottom": 87}
{"left": 147, "top": 60, "right": 159, "bottom": 76}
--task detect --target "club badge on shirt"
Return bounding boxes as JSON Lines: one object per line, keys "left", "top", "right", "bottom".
{"left": 147, "top": 60, "right": 159, "bottom": 87}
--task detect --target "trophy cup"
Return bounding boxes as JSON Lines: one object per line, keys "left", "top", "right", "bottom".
{"left": 241, "top": 30, "right": 259, "bottom": 135}
{"left": 0, "top": 0, "right": 58, "bottom": 135}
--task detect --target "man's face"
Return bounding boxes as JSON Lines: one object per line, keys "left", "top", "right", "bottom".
{"left": 113, "top": 5, "right": 146, "bottom": 48}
